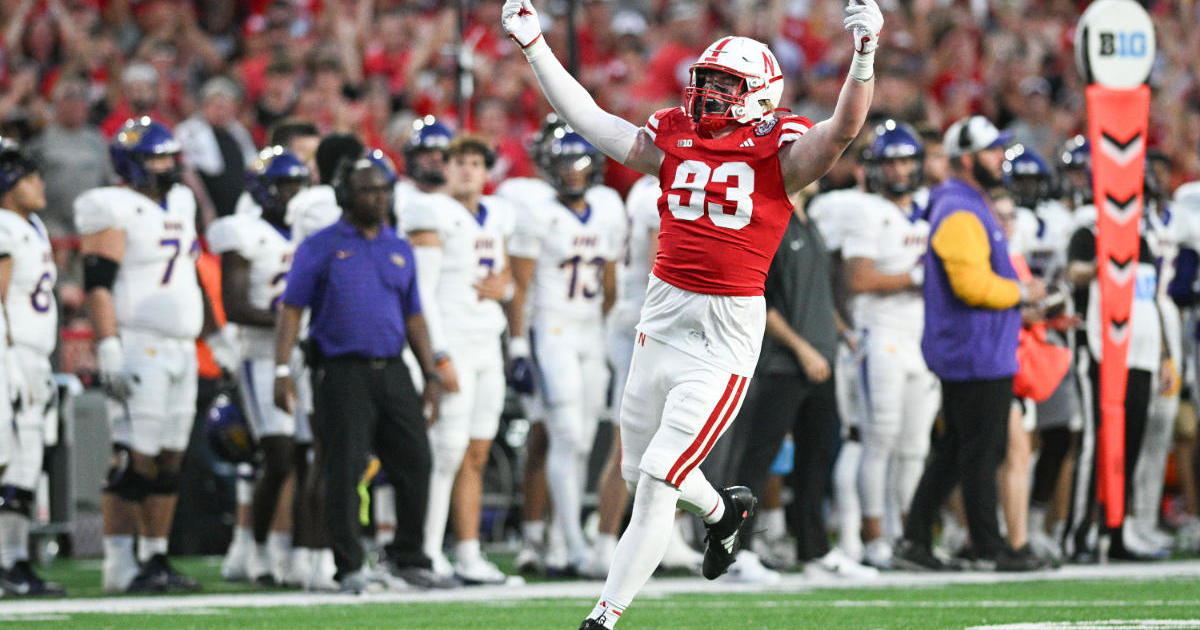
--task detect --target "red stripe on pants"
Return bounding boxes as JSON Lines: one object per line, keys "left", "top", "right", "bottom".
{"left": 666, "top": 374, "right": 739, "bottom": 486}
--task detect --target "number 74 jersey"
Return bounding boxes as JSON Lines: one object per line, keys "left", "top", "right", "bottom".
{"left": 74, "top": 185, "right": 203, "bottom": 340}
{"left": 645, "top": 107, "right": 812, "bottom": 296}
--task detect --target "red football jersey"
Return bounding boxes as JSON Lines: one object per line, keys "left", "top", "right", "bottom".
{"left": 645, "top": 107, "right": 812, "bottom": 296}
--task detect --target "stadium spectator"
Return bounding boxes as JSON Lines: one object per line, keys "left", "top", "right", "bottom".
{"left": 99, "top": 63, "right": 170, "bottom": 139}
{"left": 175, "top": 77, "right": 256, "bottom": 219}
{"left": 28, "top": 77, "right": 113, "bottom": 239}
{"left": 273, "top": 154, "right": 453, "bottom": 593}
{"left": 893, "top": 115, "right": 1044, "bottom": 572}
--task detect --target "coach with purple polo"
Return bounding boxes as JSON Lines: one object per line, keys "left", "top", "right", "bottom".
{"left": 892, "top": 116, "right": 1045, "bottom": 572}
{"left": 272, "top": 153, "right": 455, "bottom": 592}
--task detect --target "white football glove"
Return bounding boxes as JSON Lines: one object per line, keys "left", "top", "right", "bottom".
{"left": 501, "top": 0, "right": 543, "bottom": 50}
{"left": 205, "top": 328, "right": 240, "bottom": 376}
{"left": 4, "top": 348, "right": 31, "bottom": 414}
{"left": 96, "top": 336, "right": 133, "bottom": 402}
{"left": 844, "top": 0, "right": 884, "bottom": 55}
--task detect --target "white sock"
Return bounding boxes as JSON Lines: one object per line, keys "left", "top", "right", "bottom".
{"left": 833, "top": 440, "right": 862, "bottom": 555}
{"left": 103, "top": 534, "right": 138, "bottom": 590}
{"left": 591, "top": 474, "right": 678, "bottom": 627}
{"left": 268, "top": 531, "right": 292, "bottom": 554}
{"left": 424, "top": 447, "right": 458, "bottom": 558}
{"left": 1029, "top": 505, "right": 1048, "bottom": 536}
{"left": 761, "top": 507, "right": 786, "bottom": 542}
{"left": 893, "top": 453, "right": 926, "bottom": 516}
{"left": 455, "top": 539, "right": 481, "bottom": 564}
{"left": 546, "top": 425, "right": 587, "bottom": 563}
{"left": 0, "top": 512, "right": 29, "bottom": 567}
{"left": 138, "top": 536, "right": 168, "bottom": 563}
{"left": 677, "top": 469, "right": 723, "bottom": 525}
{"left": 592, "top": 533, "right": 617, "bottom": 562}
{"left": 522, "top": 520, "right": 545, "bottom": 546}
{"left": 374, "top": 481, "right": 398, "bottom": 547}
{"left": 231, "top": 526, "right": 253, "bottom": 548}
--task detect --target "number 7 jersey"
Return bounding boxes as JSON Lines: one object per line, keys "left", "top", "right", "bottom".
{"left": 645, "top": 107, "right": 811, "bottom": 296}
{"left": 74, "top": 185, "right": 203, "bottom": 340}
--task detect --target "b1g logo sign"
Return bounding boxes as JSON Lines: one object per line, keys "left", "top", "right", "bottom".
{"left": 1075, "top": 0, "right": 1156, "bottom": 88}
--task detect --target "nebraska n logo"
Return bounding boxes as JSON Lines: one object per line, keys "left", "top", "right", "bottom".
{"left": 1099, "top": 131, "right": 1144, "bottom": 166}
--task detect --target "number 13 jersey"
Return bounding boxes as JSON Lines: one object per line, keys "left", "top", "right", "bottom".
{"left": 637, "top": 107, "right": 811, "bottom": 375}
{"left": 75, "top": 185, "right": 203, "bottom": 340}
{"left": 646, "top": 107, "right": 811, "bottom": 296}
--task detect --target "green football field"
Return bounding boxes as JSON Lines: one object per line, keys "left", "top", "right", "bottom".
{"left": 4, "top": 557, "right": 1199, "bottom": 629}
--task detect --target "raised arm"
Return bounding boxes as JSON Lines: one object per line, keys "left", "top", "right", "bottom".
{"left": 502, "top": 0, "right": 663, "bottom": 175}
{"left": 779, "top": 0, "right": 882, "bottom": 193}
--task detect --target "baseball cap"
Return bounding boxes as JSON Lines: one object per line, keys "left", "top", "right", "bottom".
{"left": 943, "top": 116, "right": 1012, "bottom": 158}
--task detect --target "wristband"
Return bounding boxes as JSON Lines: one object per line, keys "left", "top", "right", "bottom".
{"left": 274, "top": 364, "right": 291, "bottom": 378}
{"left": 849, "top": 51, "right": 875, "bottom": 83}
{"left": 509, "top": 336, "right": 530, "bottom": 358}
{"left": 521, "top": 37, "right": 551, "bottom": 62}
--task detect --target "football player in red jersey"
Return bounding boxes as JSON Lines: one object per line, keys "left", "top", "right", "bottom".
{"left": 503, "top": 1, "right": 881, "bottom": 627}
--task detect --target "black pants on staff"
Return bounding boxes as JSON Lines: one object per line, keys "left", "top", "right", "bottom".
{"left": 903, "top": 377, "right": 1012, "bottom": 559}
{"left": 727, "top": 373, "right": 839, "bottom": 561}
{"left": 1065, "top": 361, "right": 1152, "bottom": 556}
{"left": 311, "top": 355, "right": 432, "bottom": 578}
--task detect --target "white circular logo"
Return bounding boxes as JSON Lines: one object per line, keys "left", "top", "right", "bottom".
{"left": 1074, "top": 0, "right": 1156, "bottom": 88}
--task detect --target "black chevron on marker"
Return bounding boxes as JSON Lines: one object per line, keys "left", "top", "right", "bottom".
{"left": 1107, "top": 254, "right": 1133, "bottom": 271}
{"left": 1100, "top": 131, "right": 1141, "bottom": 151}
{"left": 1105, "top": 193, "right": 1137, "bottom": 208}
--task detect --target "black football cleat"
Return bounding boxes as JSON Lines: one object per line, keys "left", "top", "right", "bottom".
{"left": 145, "top": 554, "right": 202, "bottom": 592}
{"left": 1, "top": 561, "right": 65, "bottom": 596}
{"left": 701, "top": 486, "right": 756, "bottom": 580}
{"left": 578, "top": 618, "right": 606, "bottom": 630}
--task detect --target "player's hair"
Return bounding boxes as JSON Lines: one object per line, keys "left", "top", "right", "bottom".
{"left": 444, "top": 135, "right": 496, "bottom": 169}
{"left": 315, "top": 133, "right": 364, "bottom": 185}
{"left": 268, "top": 118, "right": 320, "bottom": 149}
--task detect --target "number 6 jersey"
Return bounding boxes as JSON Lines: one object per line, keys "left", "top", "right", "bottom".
{"left": 74, "top": 185, "right": 203, "bottom": 340}
{"left": 0, "top": 209, "right": 56, "bottom": 355}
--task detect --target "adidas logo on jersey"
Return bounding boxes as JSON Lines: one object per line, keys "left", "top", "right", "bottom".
{"left": 677, "top": 139, "right": 693, "bottom": 148}
{"left": 739, "top": 138, "right": 755, "bottom": 148}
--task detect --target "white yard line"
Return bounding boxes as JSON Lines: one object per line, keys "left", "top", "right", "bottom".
{"left": 2, "top": 560, "right": 1199, "bottom": 616}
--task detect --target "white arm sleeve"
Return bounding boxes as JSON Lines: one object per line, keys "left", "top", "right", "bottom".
{"left": 524, "top": 40, "right": 640, "bottom": 163}
{"left": 412, "top": 245, "right": 447, "bottom": 354}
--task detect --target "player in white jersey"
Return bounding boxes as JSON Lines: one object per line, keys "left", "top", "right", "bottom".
{"left": 508, "top": 131, "right": 624, "bottom": 572}
{"left": 1129, "top": 162, "right": 1189, "bottom": 555}
{"left": 395, "top": 116, "right": 454, "bottom": 231}
{"left": 842, "top": 122, "right": 937, "bottom": 570}
{"left": 405, "top": 136, "right": 514, "bottom": 583}
{"left": 0, "top": 140, "right": 65, "bottom": 595}
{"left": 806, "top": 183, "right": 873, "bottom": 561}
{"left": 495, "top": 116, "right": 626, "bottom": 574}
{"left": 75, "top": 118, "right": 205, "bottom": 593}
{"left": 209, "top": 147, "right": 310, "bottom": 585}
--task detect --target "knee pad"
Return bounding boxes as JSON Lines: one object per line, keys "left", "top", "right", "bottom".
{"left": 104, "top": 446, "right": 154, "bottom": 502}
{"left": 0, "top": 485, "right": 34, "bottom": 518}
{"left": 149, "top": 469, "right": 180, "bottom": 496}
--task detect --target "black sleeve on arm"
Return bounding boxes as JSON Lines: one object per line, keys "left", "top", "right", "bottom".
{"left": 1067, "top": 227, "right": 1096, "bottom": 263}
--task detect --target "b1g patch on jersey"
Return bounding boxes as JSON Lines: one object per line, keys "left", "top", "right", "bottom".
{"left": 754, "top": 117, "right": 779, "bottom": 136}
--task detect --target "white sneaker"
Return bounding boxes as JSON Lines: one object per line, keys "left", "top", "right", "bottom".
{"left": 304, "top": 549, "right": 339, "bottom": 592}
{"left": 1027, "top": 529, "right": 1063, "bottom": 561}
{"left": 1122, "top": 525, "right": 1169, "bottom": 559}
{"left": 453, "top": 556, "right": 508, "bottom": 585}
{"left": 579, "top": 546, "right": 612, "bottom": 580}
{"left": 286, "top": 548, "right": 312, "bottom": 588}
{"left": 660, "top": 525, "right": 704, "bottom": 574}
{"left": 863, "top": 538, "right": 893, "bottom": 570}
{"left": 430, "top": 551, "right": 455, "bottom": 577}
{"left": 721, "top": 550, "right": 782, "bottom": 585}
{"left": 1176, "top": 515, "right": 1200, "bottom": 551}
{"left": 514, "top": 544, "right": 543, "bottom": 574}
{"left": 102, "top": 554, "right": 140, "bottom": 593}
{"left": 1129, "top": 517, "right": 1173, "bottom": 551}
{"left": 220, "top": 540, "right": 250, "bottom": 582}
{"left": 805, "top": 547, "right": 878, "bottom": 579}
{"left": 751, "top": 535, "right": 797, "bottom": 572}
